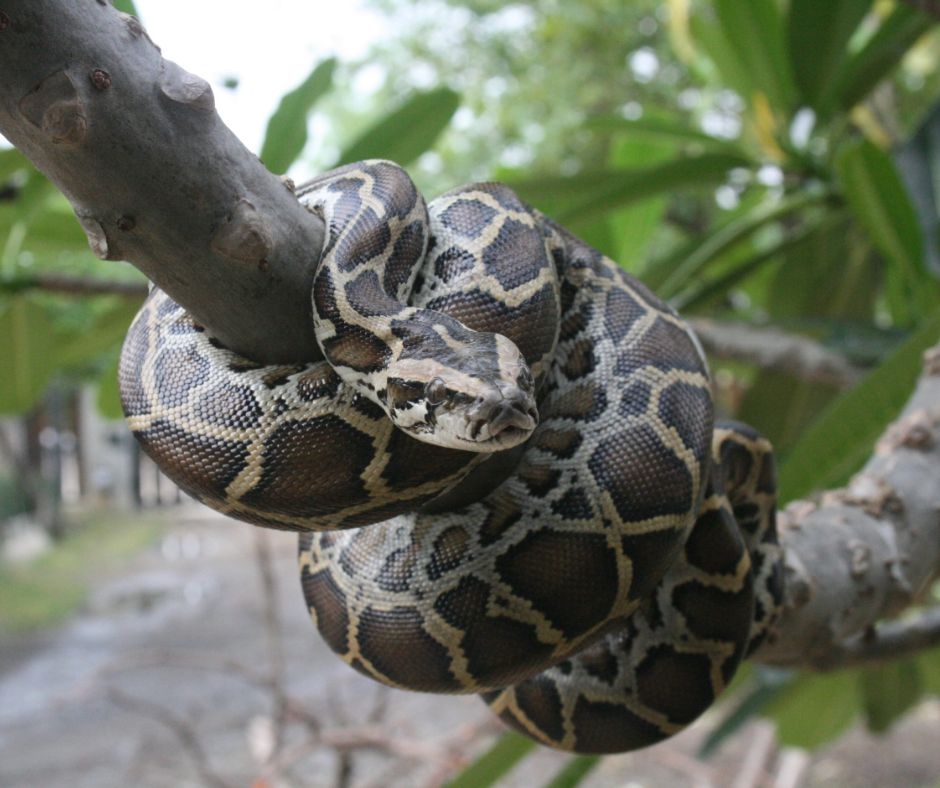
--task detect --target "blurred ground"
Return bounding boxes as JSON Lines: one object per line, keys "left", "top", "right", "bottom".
{"left": 0, "top": 508, "right": 938, "bottom": 788}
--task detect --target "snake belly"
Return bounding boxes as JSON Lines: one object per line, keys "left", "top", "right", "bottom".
{"left": 120, "top": 160, "right": 782, "bottom": 754}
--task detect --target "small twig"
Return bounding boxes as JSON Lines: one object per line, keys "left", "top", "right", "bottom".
{"left": 335, "top": 750, "right": 354, "bottom": 788}
{"left": 0, "top": 273, "right": 148, "bottom": 298}
{"left": 98, "top": 649, "right": 322, "bottom": 732}
{"left": 253, "top": 530, "right": 289, "bottom": 763}
{"left": 319, "top": 725, "right": 453, "bottom": 760}
{"left": 807, "top": 607, "right": 940, "bottom": 671}
{"left": 367, "top": 685, "right": 391, "bottom": 725}
{"left": 106, "top": 686, "right": 233, "bottom": 788}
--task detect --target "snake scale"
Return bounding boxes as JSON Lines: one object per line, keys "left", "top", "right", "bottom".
{"left": 119, "top": 160, "right": 783, "bottom": 754}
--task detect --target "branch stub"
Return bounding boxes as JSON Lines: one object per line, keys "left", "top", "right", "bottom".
{"left": 160, "top": 60, "right": 215, "bottom": 112}
{"left": 211, "top": 198, "right": 273, "bottom": 266}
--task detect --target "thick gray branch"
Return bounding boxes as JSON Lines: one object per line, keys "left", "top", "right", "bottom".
{"left": 0, "top": 0, "right": 323, "bottom": 362}
{"left": 753, "top": 345, "right": 940, "bottom": 667}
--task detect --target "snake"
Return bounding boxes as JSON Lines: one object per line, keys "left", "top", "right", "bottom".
{"left": 119, "top": 160, "right": 783, "bottom": 754}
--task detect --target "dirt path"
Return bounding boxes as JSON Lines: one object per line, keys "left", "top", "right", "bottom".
{"left": 0, "top": 507, "right": 937, "bottom": 787}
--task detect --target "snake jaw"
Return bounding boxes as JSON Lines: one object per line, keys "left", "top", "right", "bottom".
{"left": 465, "top": 384, "right": 538, "bottom": 448}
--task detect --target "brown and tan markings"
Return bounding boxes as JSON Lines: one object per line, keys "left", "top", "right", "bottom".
{"left": 120, "top": 160, "right": 783, "bottom": 753}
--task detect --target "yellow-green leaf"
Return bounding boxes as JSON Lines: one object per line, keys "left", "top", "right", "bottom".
{"left": 836, "top": 138, "right": 934, "bottom": 326}
{"left": 829, "top": 4, "right": 933, "bottom": 113}
{"left": 765, "top": 670, "right": 860, "bottom": 749}
{"left": 445, "top": 731, "right": 536, "bottom": 788}
{"left": 713, "top": 0, "right": 797, "bottom": 113}
{"left": 260, "top": 58, "right": 337, "bottom": 173}
{"left": 861, "top": 659, "right": 924, "bottom": 733}
{"left": 0, "top": 298, "right": 60, "bottom": 413}
{"left": 506, "top": 152, "right": 748, "bottom": 229}
{"left": 336, "top": 88, "right": 460, "bottom": 168}
{"left": 778, "top": 307, "right": 940, "bottom": 502}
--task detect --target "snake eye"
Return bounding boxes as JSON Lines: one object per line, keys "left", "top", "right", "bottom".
{"left": 425, "top": 377, "right": 448, "bottom": 406}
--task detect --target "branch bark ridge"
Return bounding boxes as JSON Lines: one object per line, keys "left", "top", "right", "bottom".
{"left": 0, "top": 0, "right": 325, "bottom": 362}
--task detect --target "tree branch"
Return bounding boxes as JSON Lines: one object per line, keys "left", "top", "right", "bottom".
{"left": 688, "top": 318, "right": 863, "bottom": 389}
{"left": 753, "top": 345, "right": 940, "bottom": 668}
{"left": 0, "top": 0, "right": 323, "bottom": 363}
{"left": 106, "top": 687, "right": 234, "bottom": 788}
{"left": 809, "top": 606, "right": 940, "bottom": 671}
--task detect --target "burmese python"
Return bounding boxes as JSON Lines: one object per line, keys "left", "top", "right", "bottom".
{"left": 119, "top": 160, "right": 783, "bottom": 754}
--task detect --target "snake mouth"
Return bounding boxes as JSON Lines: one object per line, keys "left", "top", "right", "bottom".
{"left": 467, "top": 397, "right": 539, "bottom": 448}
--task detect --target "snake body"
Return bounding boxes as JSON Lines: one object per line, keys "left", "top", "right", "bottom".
{"left": 120, "top": 160, "right": 782, "bottom": 753}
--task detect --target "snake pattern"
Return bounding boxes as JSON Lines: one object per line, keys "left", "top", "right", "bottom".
{"left": 119, "top": 160, "right": 783, "bottom": 754}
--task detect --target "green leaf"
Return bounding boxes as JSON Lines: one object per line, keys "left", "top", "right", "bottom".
{"left": 96, "top": 351, "right": 124, "bottom": 420}
{"left": 646, "top": 189, "right": 827, "bottom": 297}
{"left": 778, "top": 307, "right": 940, "bottom": 502}
{"left": 764, "top": 217, "right": 878, "bottom": 323}
{"left": 836, "top": 138, "right": 934, "bottom": 326}
{"left": 586, "top": 113, "right": 747, "bottom": 156}
{"left": 112, "top": 0, "right": 139, "bottom": 15}
{"left": 0, "top": 298, "right": 61, "bottom": 413}
{"left": 713, "top": 0, "right": 797, "bottom": 112}
{"left": 599, "top": 135, "right": 673, "bottom": 267}
{"left": 21, "top": 204, "right": 90, "bottom": 249}
{"left": 689, "top": 14, "right": 754, "bottom": 103}
{"left": 336, "top": 87, "right": 460, "bottom": 167}
{"left": 829, "top": 4, "right": 934, "bottom": 112}
{"left": 0, "top": 295, "right": 139, "bottom": 416}
{"left": 0, "top": 147, "right": 33, "bottom": 185}
{"left": 506, "top": 152, "right": 748, "bottom": 228}
{"left": 765, "top": 670, "right": 861, "bottom": 749}
{"left": 787, "top": 0, "right": 873, "bottom": 114}
{"left": 544, "top": 756, "right": 601, "bottom": 788}
{"left": 673, "top": 210, "right": 832, "bottom": 313}
{"left": 860, "top": 659, "right": 924, "bottom": 733}
{"left": 732, "top": 217, "right": 880, "bottom": 453}
{"left": 54, "top": 300, "right": 139, "bottom": 368}
{"left": 916, "top": 638, "right": 940, "bottom": 693}
{"left": 259, "top": 58, "right": 337, "bottom": 173}
{"left": 895, "top": 100, "right": 940, "bottom": 276}
{"left": 444, "top": 731, "right": 536, "bottom": 788}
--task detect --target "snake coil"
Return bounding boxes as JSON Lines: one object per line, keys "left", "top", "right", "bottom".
{"left": 120, "top": 160, "right": 783, "bottom": 754}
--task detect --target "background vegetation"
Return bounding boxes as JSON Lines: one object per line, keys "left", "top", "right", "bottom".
{"left": 2, "top": 0, "right": 940, "bottom": 784}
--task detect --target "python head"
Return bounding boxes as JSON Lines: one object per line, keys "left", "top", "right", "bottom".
{"left": 385, "top": 331, "right": 538, "bottom": 452}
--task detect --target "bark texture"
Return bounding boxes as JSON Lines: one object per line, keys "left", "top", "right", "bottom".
{"left": 0, "top": 0, "right": 324, "bottom": 362}
{"left": 753, "top": 346, "right": 940, "bottom": 668}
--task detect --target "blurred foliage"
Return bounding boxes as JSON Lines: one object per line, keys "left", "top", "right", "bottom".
{"left": 0, "top": 0, "right": 939, "bottom": 781}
